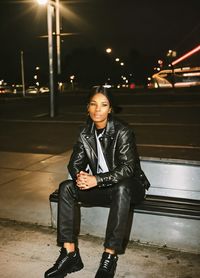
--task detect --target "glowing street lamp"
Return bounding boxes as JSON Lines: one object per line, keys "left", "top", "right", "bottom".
{"left": 106, "top": 48, "right": 112, "bottom": 54}
{"left": 37, "top": 0, "right": 48, "bottom": 4}
{"left": 37, "top": 0, "right": 61, "bottom": 74}
{"left": 70, "top": 75, "right": 75, "bottom": 90}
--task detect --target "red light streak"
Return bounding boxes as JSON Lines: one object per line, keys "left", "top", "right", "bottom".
{"left": 172, "top": 45, "right": 200, "bottom": 66}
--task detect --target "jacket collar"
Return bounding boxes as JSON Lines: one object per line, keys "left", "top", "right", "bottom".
{"left": 84, "top": 114, "right": 115, "bottom": 137}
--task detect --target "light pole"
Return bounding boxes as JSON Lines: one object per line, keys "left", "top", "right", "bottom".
{"left": 37, "top": 0, "right": 61, "bottom": 118}
{"left": 55, "top": 0, "right": 61, "bottom": 74}
{"left": 70, "top": 75, "right": 75, "bottom": 90}
{"left": 20, "top": 50, "right": 25, "bottom": 97}
{"left": 47, "top": 3, "right": 55, "bottom": 117}
{"left": 167, "top": 50, "right": 177, "bottom": 89}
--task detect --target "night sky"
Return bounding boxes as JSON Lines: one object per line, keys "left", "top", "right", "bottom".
{"left": 0, "top": 0, "right": 200, "bottom": 83}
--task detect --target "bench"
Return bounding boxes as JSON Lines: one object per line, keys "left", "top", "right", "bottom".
{"left": 49, "top": 189, "right": 200, "bottom": 220}
{"left": 49, "top": 157, "right": 200, "bottom": 253}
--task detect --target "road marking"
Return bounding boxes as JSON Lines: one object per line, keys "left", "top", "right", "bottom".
{"left": 121, "top": 113, "right": 160, "bottom": 116}
{"left": 0, "top": 119, "right": 200, "bottom": 127}
{"left": 129, "top": 122, "right": 200, "bottom": 127}
{"left": 52, "top": 112, "right": 161, "bottom": 117}
{"left": 120, "top": 104, "right": 200, "bottom": 107}
{"left": 33, "top": 113, "right": 49, "bottom": 118}
{"left": 0, "top": 119, "right": 85, "bottom": 124}
{"left": 138, "top": 144, "right": 200, "bottom": 150}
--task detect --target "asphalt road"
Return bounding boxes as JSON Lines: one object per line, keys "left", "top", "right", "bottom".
{"left": 0, "top": 89, "right": 200, "bottom": 161}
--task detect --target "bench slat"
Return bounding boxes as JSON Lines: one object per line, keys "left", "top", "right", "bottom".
{"left": 49, "top": 190, "right": 200, "bottom": 220}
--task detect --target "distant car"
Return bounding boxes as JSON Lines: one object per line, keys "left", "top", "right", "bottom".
{"left": 39, "top": 86, "right": 49, "bottom": 93}
{"left": 13, "top": 85, "right": 23, "bottom": 94}
{"left": 0, "top": 87, "right": 5, "bottom": 94}
{"left": 26, "top": 86, "right": 39, "bottom": 94}
{"left": 0, "top": 86, "right": 13, "bottom": 94}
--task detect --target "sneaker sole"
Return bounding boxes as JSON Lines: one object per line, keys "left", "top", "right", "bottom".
{"left": 63, "top": 261, "right": 84, "bottom": 276}
{"left": 45, "top": 260, "right": 84, "bottom": 277}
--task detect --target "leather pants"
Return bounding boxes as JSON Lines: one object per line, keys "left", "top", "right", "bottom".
{"left": 57, "top": 179, "right": 134, "bottom": 254}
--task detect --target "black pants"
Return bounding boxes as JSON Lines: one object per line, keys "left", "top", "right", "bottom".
{"left": 57, "top": 178, "right": 137, "bottom": 254}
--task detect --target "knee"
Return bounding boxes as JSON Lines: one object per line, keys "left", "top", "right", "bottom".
{"left": 58, "top": 180, "right": 74, "bottom": 196}
{"left": 112, "top": 179, "right": 132, "bottom": 200}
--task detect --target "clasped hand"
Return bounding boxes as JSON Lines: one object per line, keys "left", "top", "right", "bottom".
{"left": 76, "top": 171, "right": 97, "bottom": 190}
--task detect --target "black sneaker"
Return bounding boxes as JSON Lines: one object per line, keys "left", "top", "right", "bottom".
{"left": 44, "top": 247, "right": 84, "bottom": 278}
{"left": 95, "top": 252, "right": 118, "bottom": 278}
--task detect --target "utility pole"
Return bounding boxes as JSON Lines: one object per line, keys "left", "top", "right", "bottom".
{"left": 37, "top": 0, "right": 62, "bottom": 118}
{"left": 47, "top": 3, "right": 55, "bottom": 118}
{"left": 55, "top": 0, "right": 61, "bottom": 75}
{"left": 47, "top": 0, "right": 61, "bottom": 118}
{"left": 20, "top": 50, "right": 25, "bottom": 97}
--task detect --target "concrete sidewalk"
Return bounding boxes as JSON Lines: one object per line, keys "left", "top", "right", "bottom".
{"left": 0, "top": 150, "right": 71, "bottom": 226}
{"left": 0, "top": 150, "right": 199, "bottom": 278}
{"left": 1, "top": 219, "right": 200, "bottom": 278}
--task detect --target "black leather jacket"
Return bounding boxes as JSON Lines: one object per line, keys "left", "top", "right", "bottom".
{"left": 68, "top": 115, "right": 148, "bottom": 189}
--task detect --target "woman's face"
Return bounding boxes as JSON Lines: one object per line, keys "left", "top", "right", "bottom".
{"left": 88, "top": 93, "right": 111, "bottom": 129}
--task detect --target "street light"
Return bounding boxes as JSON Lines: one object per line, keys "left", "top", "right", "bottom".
{"left": 70, "top": 75, "right": 75, "bottom": 90}
{"left": 37, "top": 0, "right": 61, "bottom": 118}
{"left": 37, "top": 0, "right": 47, "bottom": 4}
{"left": 34, "top": 66, "right": 40, "bottom": 87}
{"left": 106, "top": 48, "right": 112, "bottom": 54}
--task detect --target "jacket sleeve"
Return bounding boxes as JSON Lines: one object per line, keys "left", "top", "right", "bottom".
{"left": 95, "top": 127, "right": 139, "bottom": 187}
{"left": 67, "top": 135, "right": 88, "bottom": 180}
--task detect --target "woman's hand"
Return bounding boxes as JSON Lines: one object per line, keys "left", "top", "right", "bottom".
{"left": 76, "top": 171, "right": 97, "bottom": 190}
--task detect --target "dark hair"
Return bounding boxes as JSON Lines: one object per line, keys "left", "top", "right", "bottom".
{"left": 87, "top": 85, "right": 114, "bottom": 108}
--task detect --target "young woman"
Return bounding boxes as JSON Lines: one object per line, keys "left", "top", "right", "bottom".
{"left": 45, "top": 86, "right": 150, "bottom": 278}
